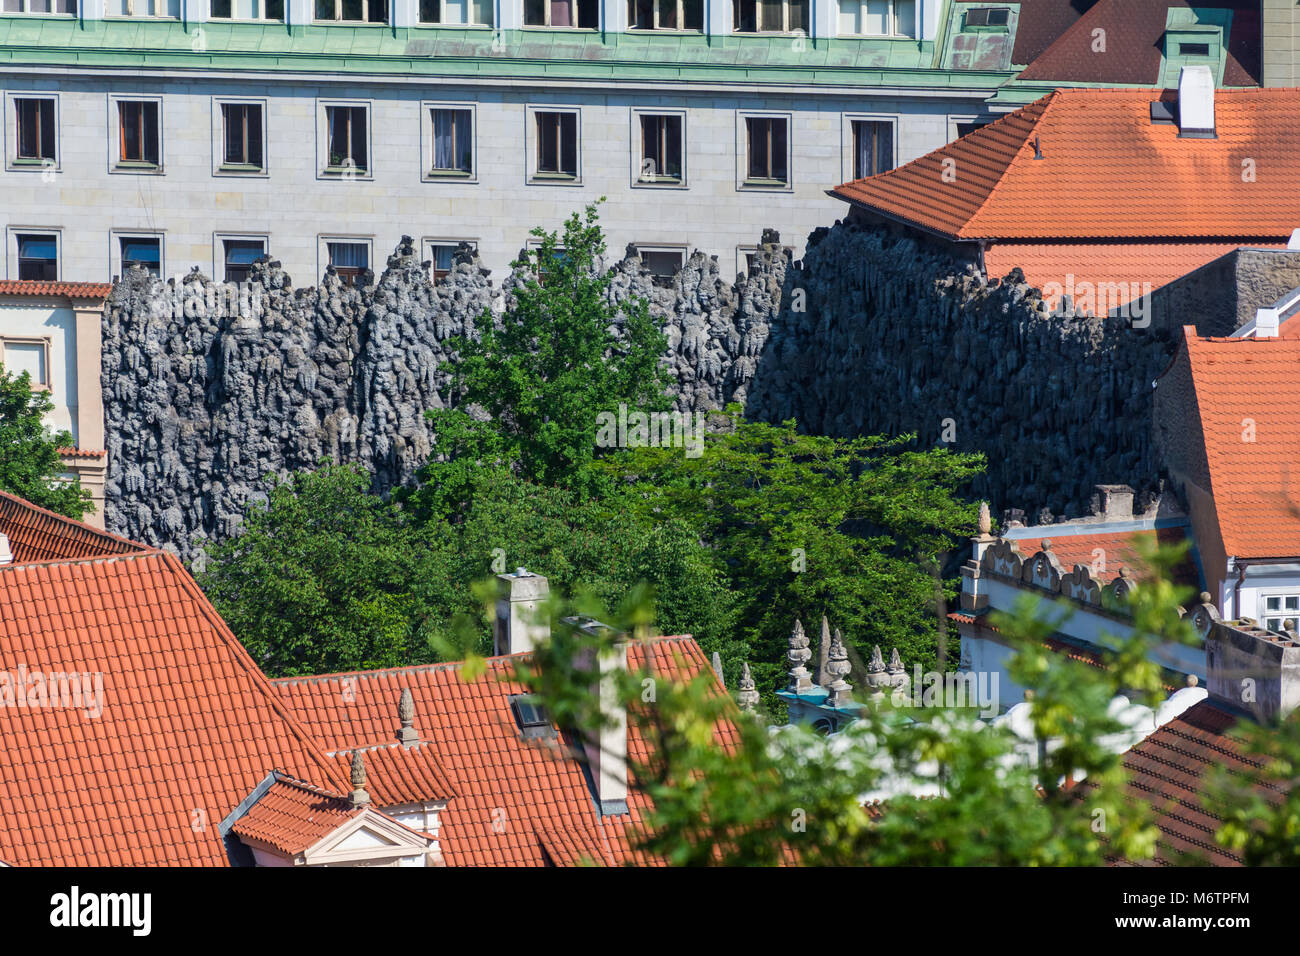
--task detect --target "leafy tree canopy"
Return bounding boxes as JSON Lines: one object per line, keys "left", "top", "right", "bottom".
{"left": 0, "top": 365, "right": 91, "bottom": 519}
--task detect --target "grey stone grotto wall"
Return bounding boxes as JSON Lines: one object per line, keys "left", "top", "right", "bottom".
{"left": 103, "top": 219, "right": 1177, "bottom": 564}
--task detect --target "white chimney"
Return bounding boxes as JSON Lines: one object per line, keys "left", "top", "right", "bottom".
{"left": 1254, "top": 306, "right": 1280, "bottom": 338}
{"left": 0, "top": 533, "right": 12, "bottom": 566}
{"left": 570, "top": 618, "right": 629, "bottom": 816}
{"left": 1177, "top": 65, "right": 1215, "bottom": 137}
{"left": 1206, "top": 618, "right": 1300, "bottom": 724}
{"left": 493, "top": 568, "right": 550, "bottom": 655}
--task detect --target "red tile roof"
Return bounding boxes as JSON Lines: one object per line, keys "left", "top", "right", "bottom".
{"left": 0, "top": 488, "right": 143, "bottom": 564}
{"left": 1178, "top": 330, "right": 1300, "bottom": 559}
{"left": 0, "top": 543, "right": 350, "bottom": 866}
{"left": 273, "top": 636, "right": 741, "bottom": 867}
{"left": 326, "top": 744, "right": 456, "bottom": 808}
{"left": 0, "top": 280, "right": 112, "bottom": 300}
{"left": 56, "top": 447, "right": 108, "bottom": 458}
{"left": 1017, "top": 0, "right": 1260, "bottom": 86}
{"left": 1008, "top": 526, "right": 1195, "bottom": 585}
{"left": 1011, "top": 0, "right": 1099, "bottom": 69}
{"left": 1110, "top": 699, "right": 1280, "bottom": 866}
{"left": 831, "top": 88, "right": 1300, "bottom": 242}
{"left": 227, "top": 776, "right": 365, "bottom": 857}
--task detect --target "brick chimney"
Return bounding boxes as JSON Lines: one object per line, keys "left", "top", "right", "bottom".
{"left": 1177, "top": 65, "right": 1216, "bottom": 138}
{"left": 493, "top": 568, "right": 550, "bottom": 655}
{"left": 1206, "top": 618, "right": 1300, "bottom": 724}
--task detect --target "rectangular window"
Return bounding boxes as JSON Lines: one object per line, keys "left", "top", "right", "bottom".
{"left": 14, "top": 98, "right": 55, "bottom": 163}
{"left": 851, "top": 120, "right": 893, "bottom": 179}
{"left": 1, "top": 339, "right": 50, "bottom": 389}
{"left": 735, "top": 0, "right": 807, "bottom": 32}
{"left": 430, "top": 108, "right": 473, "bottom": 175}
{"left": 955, "top": 120, "right": 991, "bottom": 139}
{"left": 105, "top": 0, "right": 180, "bottom": 15}
{"left": 120, "top": 237, "right": 162, "bottom": 277}
{"left": 1263, "top": 595, "right": 1300, "bottom": 633}
{"left": 2, "top": 0, "right": 77, "bottom": 12}
{"left": 211, "top": 0, "right": 285, "bottom": 16}
{"left": 118, "top": 101, "right": 160, "bottom": 166}
{"left": 509, "top": 694, "right": 555, "bottom": 738}
{"left": 426, "top": 241, "right": 476, "bottom": 282}
{"left": 326, "top": 106, "right": 368, "bottom": 172}
{"left": 16, "top": 233, "right": 57, "bottom": 281}
{"left": 223, "top": 238, "right": 265, "bottom": 283}
{"left": 628, "top": 0, "right": 701, "bottom": 29}
{"left": 535, "top": 111, "right": 578, "bottom": 179}
{"left": 838, "top": 0, "right": 915, "bottom": 36}
{"left": 634, "top": 246, "right": 685, "bottom": 288}
{"left": 315, "top": 0, "right": 387, "bottom": 21}
{"left": 745, "top": 116, "right": 787, "bottom": 185}
{"left": 327, "top": 241, "right": 369, "bottom": 286}
{"left": 964, "top": 6, "right": 1007, "bottom": 28}
{"left": 418, "top": 0, "right": 491, "bottom": 23}
{"left": 639, "top": 114, "right": 683, "bottom": 183}
{"left": 1179, "top": 42, "right": 1211, "bottom": 57}
{"left": 524, "top": 0, "right": 598, "bottom": 27}
{"left": 221, "top": 103, "right": 264, "bottom": 169}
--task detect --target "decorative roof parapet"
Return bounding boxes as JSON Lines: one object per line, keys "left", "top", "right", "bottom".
{"left": 786, "top": 619, "right": 815, "bottom": 694}
{"left": 737, "top": 662, "right": 760, "bottom": 712}
{"left": 824, "top": 629, "right": 853, "bottom": 708}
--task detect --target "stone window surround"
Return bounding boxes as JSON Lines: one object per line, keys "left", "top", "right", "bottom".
{"left": 524, "top": 104, "right": 582, "bottom": 185}
{"left": 212, "top": 231, "right": 268, "bottom": 282}
{"left": 735, "top": 109, "right": 793, "bottom": 192}
{"left": 0, "top": 336, "right": 53, "bottom": 391}
{"left": 420, "top": 100, "right": 478, "bottom": 184}
{"left": 110, "top": 229, "right": 166, "bottom": 280}
{"left": 4, "top": 90, "right": 61, "bottom": 174}
{"left": 628, "top": 107, "right": 687, "bottom": 189}
{"left": 316, "top": 98, "right": 375, "bottom": 180}
{"left": 212, "top": 95, "right": 270, "bottom": 178}
{"left": 423, "top": 236, "right": 477, "bottom": 280}
{"left": 317, "top": 234, "right": 374, "bottom": 282}
{"left": 107, "top": 92, "right": 165, "bottom": 175}
{"left": 839, "top": 110, "right": 896, "bottom": 184}
{"left": 7, "top": 225, "right": 62, "bottom": 282}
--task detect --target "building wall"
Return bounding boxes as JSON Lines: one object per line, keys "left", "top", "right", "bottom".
{"left": 1263, "top": 0, "right": 1300, "bottom": 87}
{"left": 0, "top": 72, "right": 969, "bottom": 283}
{"left": 0, "top": 297, "right": 77, "bottom": 440}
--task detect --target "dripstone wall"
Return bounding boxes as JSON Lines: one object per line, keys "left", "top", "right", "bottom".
{"left": 103, "top": 218, "right": 1177, "bottom": 564}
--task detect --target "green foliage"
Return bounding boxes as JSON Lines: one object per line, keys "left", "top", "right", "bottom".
{"left": 420, "top": 202, "right": 673, "bottom": 497}
{"left": 1212, "top": 714, "right": 1300, "bottom": 865}
{"left": 596, "top": 408, "right": 984, "bottom": 706}
{"left": 0, "top": 365, "right": 91, "bottom": 519}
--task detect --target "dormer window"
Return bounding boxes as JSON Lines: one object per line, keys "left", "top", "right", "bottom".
{"left": 964, "top": 6, "right": 1008, "bottom": 28}
{"left": 1179, "top": 42, "right": 1210, "bottom": 57}
{"left": 510, "top": 695, "right": 555, "bottom": 739}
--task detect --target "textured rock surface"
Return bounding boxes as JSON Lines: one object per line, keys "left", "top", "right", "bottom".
{"left": 104, "top": 219, "right": 1175, "bottom": 563}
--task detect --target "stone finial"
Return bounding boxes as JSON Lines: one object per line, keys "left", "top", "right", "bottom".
{"left": 815, "top": 616, "right": 831, "bottom": 686}
{"left": 866, "top": 645, "right": 888, "bottom": 704}
{"left": 786, "top": 619, "right": 814, "bottom": 693}
{"left": 397, "top": 687, "right": 418, "bottom": 748}
{"left": 977, "top": 501, "right": 992, "bottom": 536}
{"left": 712, "top": 651, "right": 725, "bottom": 684}
{"left": 349, "top": 750, "right": 370, "bottom": 807}
{"left": 1186, "top": 673, "right": 1199, "bottom": 688}
{"left": 888, "top": 648, "right": 910, "bottom": 702}
{"left": 824, "top": 628, "right": 853, "bottom": 708}
{"left": 737, "top": 662, "right": 760, "bottom": 712}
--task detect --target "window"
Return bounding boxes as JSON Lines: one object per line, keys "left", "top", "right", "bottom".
{"left": 524, "top": 0, "right": 598, "bottom": 28}
{"left": 838, "top": 0, "right": 915, "bottom": 36}
{"left": 326, "top": 241, "right": 369, "bottom": 286}
{"left": 738, "top": 244, "right": 793, "bottom": 275}
{"left": 326, "top": 105, "right": 368, "bottom": 172}
{"left": 509, "top": 695, "right": 555, "bottom": 739}
{"left": 221, "top": 103, "right": 264, "bottom": 170}
{"left": 118, "top": 101, "right": 160, "bottom": 167}
{"left": 430, "top": 108, "right": 472, "bottom": 176}
{"left": 105, "top": 0, "right": 179, "bottom": 15}
{"left": 315, "top": 0, "right": 387, "bottom": 21}
{"left": 210, "top": 0, "right": 284, "bottom": 17}
{"left": 418, "top": 0, "right": 491, "bottom": 24}
{"left": 634, "top": 246, "right": 685, "bottom": 288}
{"left": 14, "top": 98, "right": 55, "bottom": 164}
{"left": 426, "top": 240, "right": 475, "bottom": 281}
{"left": 16, "top": 233, "right": 57, "bottom": 281}
{"left": 745, "top": 116, "right": 788, "bottom": 185}
{"left": 628, "top": 0, "right": 702, "bottom": 30}
{"left": 534, "top": 111, "right": 578, "bottom": 179}
{"left": 1263, "top": 595, "right": 1300, "bottom": 633}
{"left": 954, "top": 120, "right": 991, "bottom": 139}
{"left": 734, "top": 0, "right": 807, "bottom": 33}
{"left": 0, "top": 339, "right": 50, "bottom": 390}
{"left": 2, "top": 0, "right": 77, "bottom": 12}
{"left": 963, "top": 6, "right": 1007, "bottom": 28}
{"left": 852, "top": 120, "right": 893, "bottom": 179}
{"left": 1179, "top": 42, "right": 1211, "bottom": 57}
{"left": 639, "top": 114, "right": 683, "bottom": 183}
{"left": 222, "top": 238, "right": 265, "bottom": 283}
{"left": 121, "top": 237, "right": 161, "bottom": 277}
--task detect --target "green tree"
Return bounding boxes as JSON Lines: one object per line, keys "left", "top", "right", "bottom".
{"left": 420, "top": 202, "right": 673, "bottom": 498}
{"left": 0, "top": 365, "right": 91, "bottom": 519}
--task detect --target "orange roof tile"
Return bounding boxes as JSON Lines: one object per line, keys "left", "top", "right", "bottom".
{"left": 273, "top": 636, "right": 741, "bottom": 867}
{"left": 1007, "top": 526, "right": 1195, "bottom": 585}
{"left": 227, "top": 776, "right": 366, "bottom": 857}
{"left": 326, "top": 744, "right": 456, "bottom": 808}
{"left": 831, "top": 87, "right": 1300, "bottom": 242}
{"left": 0, "top": 488, "right": 143, "bottom": 564}
{"left": 0, "top": 280, "right": 112, "bottom": 299}
{"left": 1179, "top": 330, "right": 1300, "bottom": 558}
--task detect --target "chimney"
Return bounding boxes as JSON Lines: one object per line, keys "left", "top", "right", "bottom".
{"left": 1254, "top": 305, "right": 1281, "bottom": 338}
{"left": 570, "top": 618, "right": 629, "bottom": 816}
{"left": 493, "top": 568, "right": 550, "bottom": 655}
{"left": 1206, "top": 618, "right": 1300, "bottom": 724}
{"left": 1177, "top": 65, "right": 1216, "bottom": 138}
{"left": 1094, "top": 484, "right": 1135, "bottom": 521}
{"left": 0, "top": 533, "right": 11, "bottom": 566}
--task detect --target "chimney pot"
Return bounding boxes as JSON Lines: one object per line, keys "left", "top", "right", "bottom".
{"left": 493, "top": 571, "right": 550, "bottom": 655}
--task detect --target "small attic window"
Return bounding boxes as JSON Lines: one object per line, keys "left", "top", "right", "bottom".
{"left": 965, "top": 6, "right": 1008, "bottom": 27}
{"left": 510, "top": 695, "right": 555, "bottom": 739}
{"left": 1179, "top": 42, "right": 1211, "bottom": 56}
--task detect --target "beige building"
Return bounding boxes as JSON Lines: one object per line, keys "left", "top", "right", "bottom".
{"left": 0, "top": 279, "right": 109, "bottom": 525}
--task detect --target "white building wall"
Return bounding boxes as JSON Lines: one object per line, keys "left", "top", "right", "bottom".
{"left": 0, "top": 299, "right": 78, "bottom": 442}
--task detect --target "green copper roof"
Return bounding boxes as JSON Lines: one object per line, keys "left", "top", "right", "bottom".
{"left": 0, "top": 18, "right": 1015, "bottom": 88}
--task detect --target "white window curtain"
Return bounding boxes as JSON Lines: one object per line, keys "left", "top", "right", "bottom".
{"left": 328, "top": 243, "right": 368, "bottom": 269}
{"left": 432, "top": 110, "right": 471, "bottom": 172}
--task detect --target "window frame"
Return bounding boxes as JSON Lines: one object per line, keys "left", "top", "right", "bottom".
{"left": 736, "top": 243, "right": 794, "bottom": 277}
{"left": 108, "top": 94, "right": 164, "bottom": 174}
{"left": 214, "top": 233, "right": 268, "bottom": 284}
{"left": 523, "top": 0, "right": 600, "bottom": 29}
{"left": 5, "top": 92, "right": 59, "bottom": 173}
{"left": 313, "top": 0, "right": 389, "bottom": 23}
{"left": 423, "top": 237, "right": 477, "bottom": 282}
{"left": 208, "top": 0, "right": 286, "bottom": 20}
{"left": 317, "top": 99, "right": 374, "bottom": 180}
{"left": 526, "top": 105, "right": 582, "bottom": 185}
{"left": 103, "top": 0, "right": 181, "bottom": 17}
{"left": 836, "top": 0, "right": 917, "bottom": 37}
{"left": 841, "top": 112, "right": 896, "bottom": 183}
{"left": 0, "top": 336, "right": 53, "bottom": 392}
{"left": 630, "top": 108, "right": 687, "bottom": 188}
{"left": 416, "top": 0, "right": 493, "bottom": 26}
{"left": 733, "top": 0, "right": 809, "bottom": 34}
{"left": 421, "top": 101, "right": 477, "bottom": 184}
{"left": 1260, "top": 591, "right": 1300, "bottom": 634}
{"left": 626, "top": 0, "right": 703, "bottom": 31}
{"left": 213, "top": 96, "right": 269, "bottom": 177}
{"left": 737, "top": 110, "right": 792, "bottom": 191}
{"left": 9, "top": 228, "right": 61, "bottom": 282}
{"left": 111, "top": 231, "right": 166, "bottom": 280}
{"left": 631, "top": 243, "right": 687, "bottom": 288}
{"left": 318, "top": 235, "right": 374, "bottom": 287}
{"left": 1, "top": 0, "right": 78, "bottom": 14}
